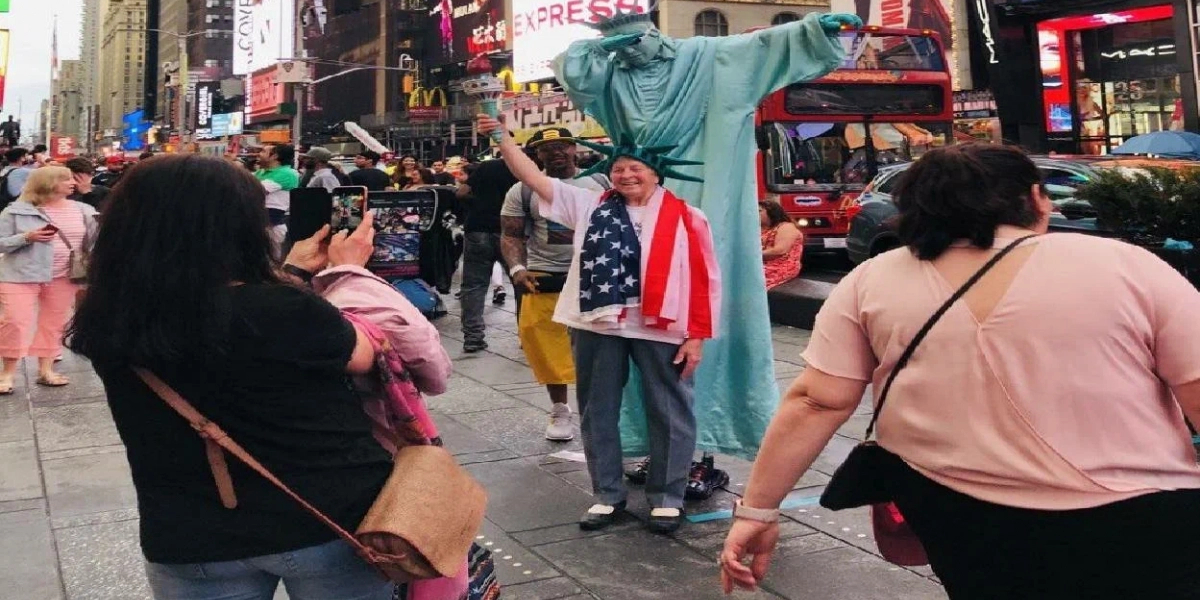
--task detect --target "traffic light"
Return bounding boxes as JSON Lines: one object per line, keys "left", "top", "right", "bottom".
{"left": 122, "top": 110, "right": 152, "bottom": 151}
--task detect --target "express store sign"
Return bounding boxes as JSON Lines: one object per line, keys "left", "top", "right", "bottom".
{"left": 511, "top": 0, "right": 649, "bottom": 83}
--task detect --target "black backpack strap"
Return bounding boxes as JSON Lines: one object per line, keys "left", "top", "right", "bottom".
{"left": 520, "top": 184, "right": 534, "bottom": 238}
{"left": 864, "top": 235, "right": 1038, "bottom": 440}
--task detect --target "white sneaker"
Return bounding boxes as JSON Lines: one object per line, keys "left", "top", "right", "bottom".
{"left": 545, "top": 403, "right": 574, "bottom": 441}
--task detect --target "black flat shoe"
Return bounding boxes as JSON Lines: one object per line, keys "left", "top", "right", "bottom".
{"left": 463, "top": 340, "right": 488, "bottom": 353}
{"left": 579, "top": 501, "right": 626, "bottom": 531}
{"left": 647, "top": 508, "right": 684, "bottom": 534}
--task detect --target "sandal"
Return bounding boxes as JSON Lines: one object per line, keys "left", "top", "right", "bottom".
{"left": 36, "top": 373, "right": 70, "bottom": 387}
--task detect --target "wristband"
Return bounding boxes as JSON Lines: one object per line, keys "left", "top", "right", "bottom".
{"left": 733, "top": 499, "right": 780, "bottom": 523}
{"left": 282, "top": 263, "right": 315, "bottom": 284}
{"left": 509, "top": 264, "right": 527, "bottom": 277}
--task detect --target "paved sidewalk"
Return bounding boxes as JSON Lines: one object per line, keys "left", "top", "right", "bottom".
{"left": 0, "top": 290, "right": 946, "bottom": 600}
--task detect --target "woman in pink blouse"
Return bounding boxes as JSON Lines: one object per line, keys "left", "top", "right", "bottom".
{"left": 720, "top": 145, "right": 1200, "bottom": 598}
{"left": 0, "top": 166, "right": 98, "bottom": 392}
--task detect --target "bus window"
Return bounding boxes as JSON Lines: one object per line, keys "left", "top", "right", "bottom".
{"left": 762, "top": 122, "right": 952, "bottom": 190}
{"left": 839, "top": 33, "right": 946, "bottom": 71}
{"left": 785, "top": 83, "right": 945, "bottom": 116}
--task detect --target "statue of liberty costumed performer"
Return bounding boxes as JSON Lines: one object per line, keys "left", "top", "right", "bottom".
{"left": 552, "top": 9, "right": 862, "bottom": 470}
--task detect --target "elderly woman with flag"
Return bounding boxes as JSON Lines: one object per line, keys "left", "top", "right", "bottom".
{"left": 478, "top": 114, "right": 721, "bottom": 534}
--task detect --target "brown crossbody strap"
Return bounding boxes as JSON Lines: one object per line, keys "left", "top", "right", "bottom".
{"left": 133, "top": 368, "right": 373, "bottom": 557}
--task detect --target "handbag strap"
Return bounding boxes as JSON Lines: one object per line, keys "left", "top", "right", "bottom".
{"left": 36, "top": 209, "right": 76, "bottom": 251}
{"left": 863, "top": 235, "right": 1038, "bottom": 440}
{"left": 132, "top": 368, "right": 379, "bottom": 559}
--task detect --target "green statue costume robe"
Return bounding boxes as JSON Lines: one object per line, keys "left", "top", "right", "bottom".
{"left": 552, "top": 13, "right": 847, "bottom": 460}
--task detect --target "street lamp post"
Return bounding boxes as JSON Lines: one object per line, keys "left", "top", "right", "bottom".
{"left": 278, "top": 57, "right": 419, "bottom": 148}
{"left": 120, "top": 28, "right": 232, "bottom": 151}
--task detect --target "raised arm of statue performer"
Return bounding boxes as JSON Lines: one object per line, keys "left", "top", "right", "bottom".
{"left": 715, "top": 12, "right": 857, "bottom": 103}
{"left": 550, "top": 39, "right": 613, "bottom": 121}
{"left": 475, "top": 114, "right": 555, "bottom": 203}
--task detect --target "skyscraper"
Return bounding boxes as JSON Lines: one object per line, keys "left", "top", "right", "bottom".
{"left": 81, "top": 0, "right": 103, "bottom": 150}
{"left": 99, "top": 0, "right": 148, "bottom": 135}
{"left": 51, "top": 60, "right": 85, "bottom": 144}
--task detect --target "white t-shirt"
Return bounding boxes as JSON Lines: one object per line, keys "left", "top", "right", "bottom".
{"left": 499, "top": 173, "right": 608, "bottom": 273}
{"left": 539, "top": 179, "right": 684, "bottom": 345}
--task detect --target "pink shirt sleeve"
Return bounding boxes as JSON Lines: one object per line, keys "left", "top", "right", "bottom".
{"left": 800, "top": 265, "right": 878, "bottom": 381}
{"left": 1138, "top": 249, "right": 1200, "bottom": 387}
{"left": 314, "top": 265, "right": 453, "bottom": 395}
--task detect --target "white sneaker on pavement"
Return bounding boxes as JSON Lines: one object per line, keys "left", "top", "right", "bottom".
{"left": 545, "top": 403, "right": 574, "bottom": 441}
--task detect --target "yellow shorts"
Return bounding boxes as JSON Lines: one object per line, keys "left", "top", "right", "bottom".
{"left": 518, "top": 292, "right": 576, "bottom": 385}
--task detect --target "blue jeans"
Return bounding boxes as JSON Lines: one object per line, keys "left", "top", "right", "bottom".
{"left": 460, "top": 232, "right": 509, "bottom": 345}
{"left": 144, "top": 539, "right": 394, "bottom": 600}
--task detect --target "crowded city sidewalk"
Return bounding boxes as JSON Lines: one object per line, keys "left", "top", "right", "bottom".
{"left": 0, "top": 289, "right": 946, "bottom": 600}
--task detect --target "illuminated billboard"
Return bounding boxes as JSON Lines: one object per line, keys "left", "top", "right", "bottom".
{"left": 233, "top": 0, "right": 296, "bottom": 76}
{"left": 511, "top": 0, "right": 649, "bottom": 83}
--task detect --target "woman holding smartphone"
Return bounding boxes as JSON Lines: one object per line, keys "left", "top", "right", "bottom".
{"left": 0, "top": 166, "right": 99, "bottom": 393}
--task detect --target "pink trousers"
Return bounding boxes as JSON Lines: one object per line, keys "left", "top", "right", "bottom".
{"left": 0, "top": 278, "right": 79, "bottom": 359}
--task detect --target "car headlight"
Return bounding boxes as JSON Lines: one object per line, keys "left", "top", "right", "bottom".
{"left": 797, "top": 218, "right": 810, "bottom": 227}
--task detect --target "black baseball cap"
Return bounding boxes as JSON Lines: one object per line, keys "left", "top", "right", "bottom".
{"left": 526, "top": 127, "right": 576, "bottom": 148}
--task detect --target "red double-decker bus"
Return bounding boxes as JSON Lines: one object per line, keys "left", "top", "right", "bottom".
{"left": 755, "top": 26, "right": 953, "bottom": 252}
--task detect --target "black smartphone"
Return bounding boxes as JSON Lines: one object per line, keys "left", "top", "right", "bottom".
{"left": 285, "top": 188, "right": 332, "bottom": 243}
{"left": 331, "top": 185, "right": 368, "bottom": 234}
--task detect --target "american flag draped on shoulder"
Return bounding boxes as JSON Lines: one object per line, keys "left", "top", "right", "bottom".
{"left": 579, "top": 191, "right": 641, "bottom": 320}
{"left": 576, "top": 189, "right": 721, "bottom": 340}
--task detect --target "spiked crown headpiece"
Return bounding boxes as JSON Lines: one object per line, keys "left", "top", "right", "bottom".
{"left": 575, "top": 135, "right": 703, "bottom": 183}
{"left": 586, "top": 1, "right": 658, "bottom": 34}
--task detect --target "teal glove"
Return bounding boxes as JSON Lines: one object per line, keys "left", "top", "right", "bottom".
{"left": 819, "top": 13, "right": 863, "bottom": 33}
{"left": 598, "top": 32, "right": 643, "bottom": 52}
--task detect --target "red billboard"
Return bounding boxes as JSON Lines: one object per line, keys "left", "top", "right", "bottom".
{"left": 0, "top": 30, "right": 9, "bottom": 109}
{"left": 247, "top": 66, "right": 286, "bottom": 121}
{"left": 50, "top": 135, "right": 76, "bottom": 159}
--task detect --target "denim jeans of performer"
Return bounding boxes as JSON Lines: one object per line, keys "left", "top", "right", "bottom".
{"left": 461, "top": 232, "right": 509, "bottom": 345}
{"left": 144, "top": 539, "right": 393, "bottom": 600}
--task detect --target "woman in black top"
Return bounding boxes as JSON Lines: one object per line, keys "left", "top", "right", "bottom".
{"left": 68, "top": 155, "right": 396, "bottom": 599}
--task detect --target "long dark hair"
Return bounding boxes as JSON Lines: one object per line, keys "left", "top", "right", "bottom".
{"left": 894, "top": 144, "right": 1042, "bottom": 260}
{"left": 67, "top": 155, "right": 281, "bottom": 366}
{"left": 759, "top": 200, "right": 792, "bottom": 228}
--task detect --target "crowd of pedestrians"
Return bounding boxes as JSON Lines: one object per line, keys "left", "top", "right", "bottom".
{"left": 4, "top": 123, "right": 1200, "bottom": 600}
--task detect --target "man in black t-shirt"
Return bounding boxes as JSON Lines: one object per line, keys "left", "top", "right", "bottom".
{"left": 349, "top": 150, "right": 392, "bottom": 191}
{"left": 457, "top": 158, "right": 518, "bottom": 352}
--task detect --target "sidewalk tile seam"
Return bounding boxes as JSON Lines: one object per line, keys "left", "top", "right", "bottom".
{"left": 40, "top": 444, "right": 127, "bottom": 462}
{"left": 19, "top": 361, "right": 69, "bottom": 599}
{"left": 517, "top": 546, "right": 603, "bottom": 599}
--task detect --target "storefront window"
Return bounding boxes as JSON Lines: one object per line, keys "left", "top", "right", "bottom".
{"left": 1036, "top": 5, "right": 1180, "bottom": 154}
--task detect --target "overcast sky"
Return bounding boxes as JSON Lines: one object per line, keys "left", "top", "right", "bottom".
{"left": 1, "top": 0, "right": 83, "bottom": 139}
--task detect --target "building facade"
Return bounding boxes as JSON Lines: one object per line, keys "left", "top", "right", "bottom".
{"left": 99, "top": 0, "right": 149, "bottom": 133}
{"left": 970, "top": 0, "right": 1197, "bottom": 153}
{"left": 80, "top": 0, "right": 104, "bottom": 150}
{"left": 187, "top": 0, "right": 235, "bottom": 75}
{"left": 51, "top": 60, "right": 86, "bottom": 144}
{"left": 158, "top": 0, "right": 187, "bottom": 124}
{"left": 659, "top": 0, "right": 827, "bottom": 38}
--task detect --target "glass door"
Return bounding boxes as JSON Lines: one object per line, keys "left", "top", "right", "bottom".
{"left": 1076, "top": 16, "right": 1179, "bottom": 153}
